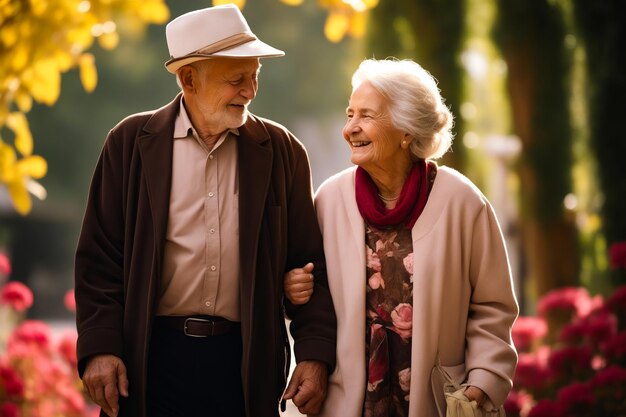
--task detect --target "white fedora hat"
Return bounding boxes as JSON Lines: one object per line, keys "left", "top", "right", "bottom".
{"left": 164, "top": 4, "right": 285, "bottom": 73}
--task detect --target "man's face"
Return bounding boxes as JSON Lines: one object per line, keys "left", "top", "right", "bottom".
{"left": 189, "top": 58, "right": 261, "bottom": 132}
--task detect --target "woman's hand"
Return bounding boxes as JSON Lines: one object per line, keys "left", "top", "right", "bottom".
{"left": 284, "top": 262, "right": 315, "bottom": 305}
{"left": 463, "top": 385, "right": 487, "bottom": 407}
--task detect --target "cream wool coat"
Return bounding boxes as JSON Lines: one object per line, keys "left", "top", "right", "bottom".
{"left": 314, "top": 166, "right": 518, "bottom": 417}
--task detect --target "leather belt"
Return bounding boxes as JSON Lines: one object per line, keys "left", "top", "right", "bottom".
{"left": 155, "top": 316, "right": 240, "bottom": 337}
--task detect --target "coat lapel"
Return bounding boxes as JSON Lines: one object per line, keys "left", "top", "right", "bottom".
{"left": 236, "top": 115, "right": 272, "bottom": 322}
{"left": 136, "top": 95, "right": 180, "bottom": 258}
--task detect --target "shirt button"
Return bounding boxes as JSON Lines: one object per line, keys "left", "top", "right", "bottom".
{"left": 209, "top": 228, "right": 215, "bottom": 234}
{"left": 210, "top": 265, "right": 217, "bottom": 271}
{"left": 209, "top": 154, "right": 214, "bottom": 160}
{"left": 208, "top": 192, "right": 214, "bottom": 197}
{"left": 205, "top": 301, "right": 212, "bottom": 307}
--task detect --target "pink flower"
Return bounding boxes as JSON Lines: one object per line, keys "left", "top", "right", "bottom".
{"left": 608, "top": 241, "right": 626, "bottom": 269}
{"left": 503, "top": 390, "right": 531, "bottom": 417}
{"left": 0, "top": 403, "right": 20, "bottom": 417}
{"left": 560, "top": 310, "right": 617, "bottom": 345}
{"left": 606, "top": 285, "right": 626, "bottom": 313}
{"left": 537, "top": 286, "right": 593, "bottom": 319}
{"left": 367, "top": 246, "right": 382, "bottom": 271}
{"left": 590, "top": 365, "right": 626, "bottom": 387}
{"left": 390, "top": 303, "right": 412, "bottom": 340}
{"left": 0, "top": 281, "right": 33, "bottom": 312}
{"left": 368, "top": 272, "right": 385, "bottom": 290}
{"left": 402, "top": 254, "right": 413, "bottom": 275}
{"left": 557, "top": 382, "right": 595, "bottom": 407}
{"left": 0, "top": 252, "right": 10, "bottom": 277}
{"left": 548, "top": 345, "right": 593, "bottom": 379}
{"left": 8, "top": 320, "right": 51, "bottom": 351}
{"left": 64, "top": 289, "right": 76, "bottom": 312}
{"left": 57, "top": 331, "right": 78, "bottom": 368}
{"left": 514, "top": 351, "right": 553, "bottom": 390}
{"left": 0, "top": 363, "right": 24, "bottom": 397}
{"left": 602, "top": 331, "right": 626, "bottom": 361}
{"left": 512, "top": 316, "right": 548, "bottom": 351}
{"left": 527, "top": 399, "right": 564, "bottom": 417}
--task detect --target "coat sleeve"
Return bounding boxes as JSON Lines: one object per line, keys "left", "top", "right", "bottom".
{"left": 283, "top": 141, "right": 337, "bottom": 371}
{"left": 74, "top": 130, "right": 126, "bottom": 376}
{"left": 465, "top": 201, "right": 519, "bottom": 407}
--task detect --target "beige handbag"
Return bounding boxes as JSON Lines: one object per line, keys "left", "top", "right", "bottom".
{"left": 430, "top": 356, "right": 505, "bottom": 417}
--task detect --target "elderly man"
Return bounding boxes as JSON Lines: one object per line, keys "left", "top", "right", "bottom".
{"left": 74, "top": 5, "right": 336, "bottom": 417}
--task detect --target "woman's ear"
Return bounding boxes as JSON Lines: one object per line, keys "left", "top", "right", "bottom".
{"left": 402, "top": 133, "right": 414, "bottom": 149}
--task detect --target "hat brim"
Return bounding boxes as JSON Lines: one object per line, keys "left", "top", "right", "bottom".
{"left": 165, "top": 39, "right": 285, "bottom": 73}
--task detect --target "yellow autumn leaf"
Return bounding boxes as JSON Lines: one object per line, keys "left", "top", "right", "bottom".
{"left": 8, "top": 178, "right": 32, "bottom": 215}
{"left": 79, "top": 53, "right": 97, "bottom": 93}
{"left": 324, "top": 11, "right": 349, "bottom": 43}
{"left": 0, "top": 25, "right": 18, "bottom": 47}
{"left": 348, "top": 11, "right": 366, "bottom": 38}
{"left": 362, "top": 0, "right": 379, "bottom": 8}
{"left": 15, "top": 92, "right": 33, "bottom": 113}
{"left": 280, "top": 0, "right": 304, "bottom": 5}
{"left": 138, "top": 2, "right": 170, "bottom": 23}
{"left": 11, "top": 44, "right": 29, "bottom": 71}
{"left": 27, "top": 60, "right": 61, "bottom": 105}
{"left": 0, "top": 143, "right": 17, "bottom": 181}
{"left": 213, "top": 0, "right": 246, "bottom": 9}
{"left": 17, "top": 155, "right": 48, "bottom": 179}
{"left": 6, "top": 112, "right": 33, "bottom": 156}
{"left": 97, "top": 31, "right": 119, "bottom": 50}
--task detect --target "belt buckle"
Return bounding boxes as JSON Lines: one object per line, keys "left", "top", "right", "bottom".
{"left": 184, "top": 317, "right": 213, "bottom": 337}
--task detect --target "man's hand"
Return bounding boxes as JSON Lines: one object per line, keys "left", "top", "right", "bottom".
{"left": 284, "top": 262, "right": 315, "bottom": 305}
{"left": 82, "top": 354, "right": 129, "bottom": 417}
{"left": 282, "top": 360, "right": 328, "bottom": 415}
{"left": 463, "top": 385, "right": 487, "bottom": 407}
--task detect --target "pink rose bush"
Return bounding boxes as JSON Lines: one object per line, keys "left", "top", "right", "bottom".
{"left": 505, "top": 284, "right": 626, "bottom": 417}
{"left": 0, "top": 260, "right": 96, "bottom": 417}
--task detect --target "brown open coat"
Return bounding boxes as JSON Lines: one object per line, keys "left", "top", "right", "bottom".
{"left": 74, "top": 94, "right": 336, "bottom": 417}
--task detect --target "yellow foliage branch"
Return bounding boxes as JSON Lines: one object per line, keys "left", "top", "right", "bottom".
{"left": 0, "top": 0, "right": 169, "bottom": 215}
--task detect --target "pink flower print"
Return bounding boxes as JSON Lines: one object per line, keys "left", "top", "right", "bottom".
{"left": 367, "top": 246, "right": 381, "bottom": 271}
{"left": 375, "top": 305, "right": 391, "bottom": 322}
{"left": 367, "top": 323, "right": 388, "bottom": 391}
{"left": 368, "top": 272, "right": 385, "bottom": 290}
{"left": 0, "top": 281, "right": 33, "bottom": 312}
{"left": 398, "top": 367, "right": 411, "bottom": 394}
{"left": 403, "top": 254, "right": 413, "bottom": 275}
{"left": 391, "top": 303, "right": 413, "bottom": 340}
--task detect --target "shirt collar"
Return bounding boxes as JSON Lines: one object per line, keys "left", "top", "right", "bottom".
{"left": 174, "top": 95, "right": 240, "bottom": 140}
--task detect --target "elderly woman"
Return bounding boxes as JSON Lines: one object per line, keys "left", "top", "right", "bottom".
{"left": 285, "top": 58, "right": 518, "bottom": 417}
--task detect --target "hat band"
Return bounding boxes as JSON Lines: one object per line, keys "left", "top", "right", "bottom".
{"left": 172, "top": 32, "right": 258, "bottom": 60}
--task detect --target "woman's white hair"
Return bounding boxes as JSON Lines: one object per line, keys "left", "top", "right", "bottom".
{"left": 351, "top": 58, "right": 454, "bottom": 160}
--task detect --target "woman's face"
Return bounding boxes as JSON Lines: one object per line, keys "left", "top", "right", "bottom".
{"left": 343, "top": 81, "right": 408, "bottom": 173}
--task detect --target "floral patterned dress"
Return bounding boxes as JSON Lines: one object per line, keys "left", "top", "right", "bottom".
{"left": 364, "top": 223, "right": 414, "bottom": 417}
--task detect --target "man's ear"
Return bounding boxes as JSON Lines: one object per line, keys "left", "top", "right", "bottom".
{"left": 178, "top": 66, "right": 195, "bottom": 92}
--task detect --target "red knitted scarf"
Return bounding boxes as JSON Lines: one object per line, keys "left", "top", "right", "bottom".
{"left": 355, "top": 159, "right": 429, "bottom": 230}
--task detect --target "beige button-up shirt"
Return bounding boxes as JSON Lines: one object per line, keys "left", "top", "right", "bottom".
{"left": 157, "top": 97, "right": 241, "bottom": 321}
